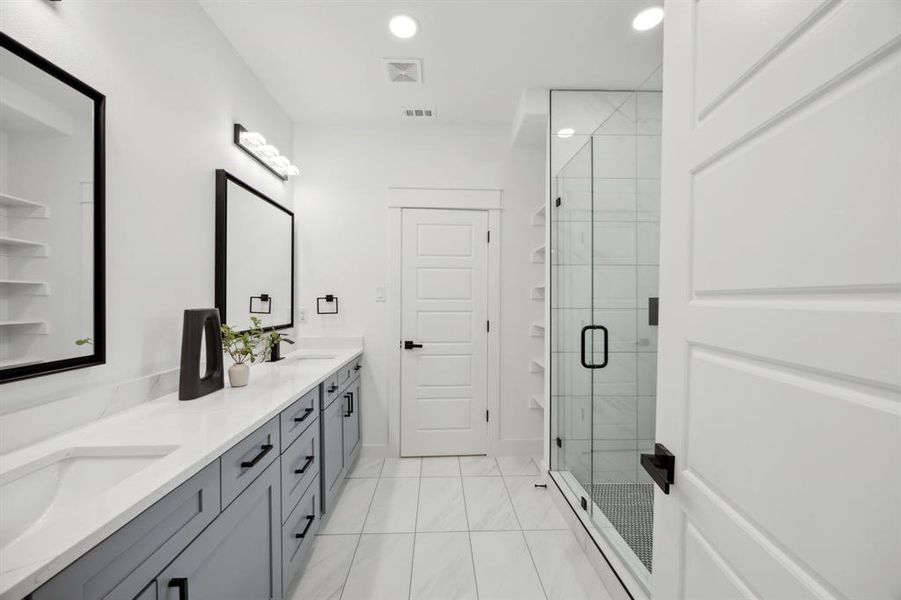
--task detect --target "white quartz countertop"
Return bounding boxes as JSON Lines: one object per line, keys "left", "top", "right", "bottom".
{"left": 0, "top": 347, "right": 362, "bottom": 600}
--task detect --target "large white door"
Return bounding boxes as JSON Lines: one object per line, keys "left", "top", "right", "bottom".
{"left": 400, "top": 208, "right": 489, "bottom": 456}
{"left": 653, "top": 2, "right": 901, "bottom": 599}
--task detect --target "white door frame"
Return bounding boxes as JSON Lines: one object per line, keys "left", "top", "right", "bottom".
{"left": 387, "top": 187, "right": 502, "bottom": 458}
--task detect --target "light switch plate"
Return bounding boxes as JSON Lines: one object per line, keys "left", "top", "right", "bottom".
{"left": 297, "top": 307, "right": 307, "bottom": 323}
{"left": 375, "top": 286, "right": 386, "bottom": 302}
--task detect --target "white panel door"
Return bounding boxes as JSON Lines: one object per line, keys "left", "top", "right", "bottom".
{"left": 401, "top": 208, "right": 489, "bottom": 456}
{"left": 654, "top": 2, "right": 901, "bottom": 599}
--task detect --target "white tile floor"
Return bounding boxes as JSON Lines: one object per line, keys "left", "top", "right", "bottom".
{"left": 288, "top": 456, "right": 611, "bottom": 600}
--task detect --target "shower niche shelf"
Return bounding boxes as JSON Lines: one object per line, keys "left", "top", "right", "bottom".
{"left": 530, "top": 285, "right": 545, "bottom": 301}
{"left": 530, "top": 322, "right": 545, "bottom": 337}
{"left": 0, "top": 192, "right": 49, "bottom": 218}
{"left": 0, "top": 280, "right": 50, "bottom": 295}
{"left": 530, "top": 244, "right": 546, "bottom": 264}
{"left": 0, "top": 236, "right": 49, "bottom": 257}
{"left": 529, "top": 358, "right": 545, "bottom": 373}
{"left": 531, "top": 204, "right": 546, "bottom": 227}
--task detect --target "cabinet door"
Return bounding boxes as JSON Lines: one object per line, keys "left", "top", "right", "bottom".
{"left": 156, "top": 460, "right": 281, "bottom": 600}
{"left": 342, "top": 380, "right": 361, "bottom": 466}
{"left": 321, "top": 395, "right": 345, "bottom": 514}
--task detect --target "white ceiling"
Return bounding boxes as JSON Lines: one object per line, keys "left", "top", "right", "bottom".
{"left": 199, "top": 0, "right": 663, "bottom": 127}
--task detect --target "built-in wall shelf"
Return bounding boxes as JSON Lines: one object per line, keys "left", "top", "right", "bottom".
{"left": 529, "top": 358, "right": 545, "bottom": 374}
{"left": 530, "top": 285, "right": 545, "bottom": 301}
{"left": 0, "top": 236, "right": 49, "bottom": 257}
{"left": 531, "top": 204, "right": 546, "bottom": 227}
{"left": 0, "top": 279, "right": 50, "bottom": 295}
{"left": 530, "top": 244, "right": 546, "bottom": 264}
{"left": 0, "top": 320, "right": 49, "bottom": 334}
{"left": 0, "top": 355, "right": 45, "bottom": 368}
{"left": 529, "top": 395, "right": 545, "bottom": 410}
{"left": 530, "top": 322, "right": 545, "bottom": 337}
{"left": 0, "top": 192, "right": 49, "bottom": 218}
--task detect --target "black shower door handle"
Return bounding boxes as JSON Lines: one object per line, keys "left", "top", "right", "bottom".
{"left": 580, "top": 325, "right": 608, "bottom": 369}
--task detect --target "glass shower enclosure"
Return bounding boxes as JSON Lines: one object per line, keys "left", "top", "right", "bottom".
{"left": 549, "top": 77, "right": 661, "bottom": 596}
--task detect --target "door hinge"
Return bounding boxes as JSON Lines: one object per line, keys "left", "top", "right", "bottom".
{"left": 486, "top": 320, "right": 490, "bottom": 332}
{"left": 555, "top": 436, "right": 562, "bottom": 448}
{"left": 487, "top": 230, "right": 491, "bottom": 243}
{"left": 555, "top": 197, "right": 562, "bottom": 207}
{"left": 485, "top": 410, "right": 489, "bottom": 422}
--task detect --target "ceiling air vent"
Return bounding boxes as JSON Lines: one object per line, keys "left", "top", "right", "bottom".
{"left": 403, "top": 108, "right": 436, "bottom": 119}
{"left": 384, "top": 58, "right": 422, "bottom": 84}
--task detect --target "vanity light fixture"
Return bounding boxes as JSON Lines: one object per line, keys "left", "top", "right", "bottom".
{"left": 632, "top": 6, "right": 664, "bottom": 31}
{"left": 233, "top": 123, "right": 300, "bottom": 181}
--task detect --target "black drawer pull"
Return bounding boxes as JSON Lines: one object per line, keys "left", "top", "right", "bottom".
{"left": 344, "top": 392, "right": 353, "bottom": 417}
{"left": 294, "top": 455, "right": 315, "bottom": 475}
{"left": 240, "top": 443, "right": 273, "bottom": 468}
{"left": 293, "top": 407, "right": 314, "bottom": 423}
{"left": 353, "top": 364, "right": 361, "bottom": 371}
{"left": 327, "top": 383, "right": 338, "bottom": 393}
{"left": 293, "top": 515, "right": 315, "bottom": 539}
{"left": 168, "top": 577, "right": 189, "bottom": 600}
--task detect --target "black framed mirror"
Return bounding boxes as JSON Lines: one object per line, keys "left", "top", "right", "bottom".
{"left": 0, "top": 33, "right": 105, "bottom": 384}
{"left": 215, "top": 169, "right": 294, "bottom": 333}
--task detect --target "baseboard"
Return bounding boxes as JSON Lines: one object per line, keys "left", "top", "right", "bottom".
{"left": 361, "top": 443, "right": 391, "bottom": 458}
{"left": 491, "top": 438, "right": 542, "bottom": 456}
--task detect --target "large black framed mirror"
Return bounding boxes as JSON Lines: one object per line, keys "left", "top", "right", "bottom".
{"left": 215, "top": 169, "right": 294, "bottom": 333}
{"left": 0, "top": 33, "right": 106, "bottom": 383}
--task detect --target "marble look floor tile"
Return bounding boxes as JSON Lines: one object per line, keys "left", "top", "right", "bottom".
{"left": 363, "top": 477, "right": 420, "bottom": 533}
{"left": 459, "top": 455, "right": 500, "bottom": 476}
{"left": 497, "top": 456, "right": 540, "bottom": 476}
{"left": 286, "top": 534, "right": 358, "bottom": 600}
{"left": 341, "top": 533, "right": 415, "bottom": 600}
{"left": 470, "top": 531, "right": 546, "bottom": 600}
{"left": 410, "top": 532, "right": 478, "bottom": 600}
{"left": 381, "top": 457, "right": 422, "bottom": 477}
{"left": 505, "top": 476, "right": 569, "bottom": 530}
{"left": 347, "top": 457, "right": 384, "bottom": 478}
{"left": 524, "top": 530, "right": 611, "bottom": 600}
{"left": 417, "top": 477, "right": 468, "bottom": 532}
{"left": 319, "top": 478, "right": 377, "bottom": 534}
{"left": 421, "top": 456, "right": 461, "bottom": 477}
{"left": 462, "top": 476, "right": 519, "bottom": 531}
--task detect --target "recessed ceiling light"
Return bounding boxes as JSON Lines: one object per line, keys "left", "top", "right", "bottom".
{"left": 389, "top": 15, "right": 418, "bottom": 39}
{"left": 632, "top": 7, "right": 664, "bottom": 31}
{"left": 557, "top": 128, "right": 575, "bottom": 139}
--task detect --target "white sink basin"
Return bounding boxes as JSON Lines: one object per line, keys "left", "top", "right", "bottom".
{"left": 274, "top": 353, "right": 337, "bottom": 364}
{"left": 0, "top": 445, "right": 177, "bottom": 550}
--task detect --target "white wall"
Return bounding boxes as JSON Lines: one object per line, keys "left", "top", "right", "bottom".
{"left": 293, "top": 124, "right": 544, "bottom": 456}
{"left": 0, "top": 2, "right": 294, "bottom": 439}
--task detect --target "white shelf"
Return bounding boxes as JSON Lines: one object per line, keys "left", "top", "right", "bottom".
{"left": 529, "top": 358, "right": 545, "bottom": 374}
{"left": 0, "top": 355, "right": 45, "bottom": 368}
{"left": 0, "top": 279, "right": 50, "bottom": 295}
{"left": 529, "top": 395, "right": 545, "bottom": 410}
{"left": 0, "top": 320, "right": 49, "bottom": 334}
{"left": 530, "top": 285, "right": 545, "bottom": 301}
{"left": 0, "top": 236, "right": 49, "bottom": 256}
{"left": 531, "top": 204, "right": 546, "bottom": 227}
{"left": 0, "top": 192, "right": 48, "bottom": 218}
{"left": 529, "top": 322, "right": 545, "bottom": 338}
{"left": 530, "top": 244, "right": 546, "bottom": 264}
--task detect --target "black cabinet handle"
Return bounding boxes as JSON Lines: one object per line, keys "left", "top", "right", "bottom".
{"left": 293, "top": 407, "right": 314, "bottom": 423}
{"left": 640, "top": 443, "right": 675, "bottom": 494}
{"left": 353, "top": 364, "right": 361, "bottom": 371}
{"left": 294, "top": 455, "right": 315, "bottom": 475}
{"left": 403, "top": 340, "right": 423, "bottom": 350}
{"left": 240, "top": 443, "right": 273, "bottom": 468}
{"left": 344, "top": 392, "right": 353, "bottom": 417}
{"left": 580, "top": 325, "right": 609, "bottom": 369}
{"left": 349, "top": 391, "right": 355, "bottom": 415}
{"left": 327, "top": 383, "right": 338, "bottom": 393}
{"left": 168, "top": 577, "right": 189, "bottom": 600}
{"left": 293, "top": 515, "right": 315, "bottom": 539}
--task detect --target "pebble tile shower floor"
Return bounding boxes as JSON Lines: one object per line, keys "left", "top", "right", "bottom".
{"left": 589, "top": 483, "right": 654, "bottom": 572}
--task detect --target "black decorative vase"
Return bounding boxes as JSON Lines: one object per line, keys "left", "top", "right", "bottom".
{"left": 178, "top": 308, "right": 224, "bottom": 400}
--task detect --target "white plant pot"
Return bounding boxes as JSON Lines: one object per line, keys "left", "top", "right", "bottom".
{"left": 228, "top": 363, "right": 250, "bottom": 387}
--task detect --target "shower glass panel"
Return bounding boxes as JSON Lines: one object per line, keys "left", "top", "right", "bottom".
{"left": 549, "top": 75, "right": 661, "bottom": 597}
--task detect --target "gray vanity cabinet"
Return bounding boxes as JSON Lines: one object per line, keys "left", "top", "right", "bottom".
{"left": 321, "top": 390, "right": 346, "bottom": 514}
{"left": 155, "top": 459, "right": 281, "bottom": 600}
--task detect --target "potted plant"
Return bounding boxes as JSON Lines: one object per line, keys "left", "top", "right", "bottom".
{"left": 220, "top": 316, "right": 266, "bottom": 387}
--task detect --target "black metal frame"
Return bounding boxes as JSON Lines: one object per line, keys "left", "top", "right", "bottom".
{"left": 214, "top": 169, "right": 294, "bottom": 333}
{"left": 0, "top": 32, "right": 106, "bottom": 384}
{"left": 233, "top": 123, "right": 288, "bottom": 182}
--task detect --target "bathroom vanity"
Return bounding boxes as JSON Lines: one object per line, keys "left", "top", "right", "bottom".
{"left": 0, "top": 348, "right": 363, "bottom": 600}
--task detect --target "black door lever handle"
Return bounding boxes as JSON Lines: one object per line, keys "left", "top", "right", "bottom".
{"left": 403, "top": 340, "right": 423, "bottom": 350}
{"left": 641, "top": 443, "right": 675, "bottom": 494}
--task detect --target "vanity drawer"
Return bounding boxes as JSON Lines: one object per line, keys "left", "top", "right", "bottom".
{"left": 282, "top": 480, "right": 320, "bottom": 596}
{"left": 31, "top": 462, "right": 220, "bottom": 600}
{"left": 281, "top": 421, "right": 320, "bottom": 523}
{"left": 280, "top": 387, "right": 320, "bottom": 451}
{"left": 335, "top": 361, "right": 354, "bottom": 388}
{"left": 220, "top": 417, "right": 280, "bottom": 508}
{"left": 322, "top": 371, "right": 341, "bottom": 407}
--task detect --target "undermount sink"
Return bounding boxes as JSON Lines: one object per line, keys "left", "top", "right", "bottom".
{"left": 273, "top": 353, "right": 337, "bottom": 364}
{"left": 0, "top": 445, "right": 177, "bottom": 550}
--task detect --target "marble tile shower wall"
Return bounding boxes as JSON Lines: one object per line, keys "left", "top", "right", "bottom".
{"left": 0, "top": 368, "right": 178, "bottom": 453}
{"left": 551, "top": 91, "right": 661, "bottom": 486}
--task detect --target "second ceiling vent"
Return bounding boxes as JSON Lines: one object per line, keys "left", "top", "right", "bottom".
{"left": 383, "top": 58, "right": 422, "bottom": 83}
